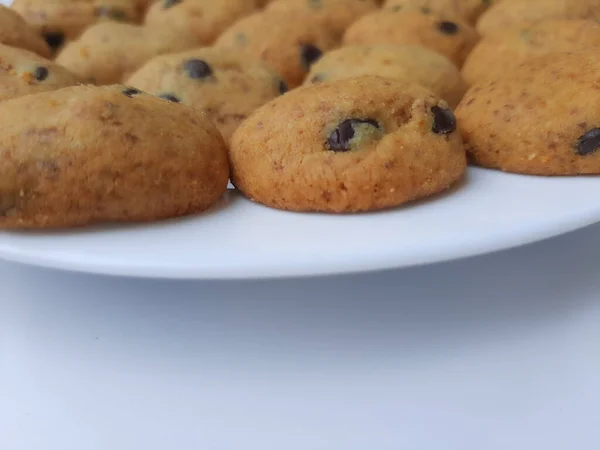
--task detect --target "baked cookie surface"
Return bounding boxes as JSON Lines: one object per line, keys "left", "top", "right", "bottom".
{"left": 266, "top": 0, "right": 378, "bottom": 38}
{"left": 305, "top": 44, "right": 467, "bottom": 107}
{"left": 462, "top": 19, "right": 600, "bottom": 85}
{"left": 11, "top": 0, "right": 141, "bottom": 53}
{"left": 215, "top": 9, "right": 338, "bottom": 87}
{"left": 230, "top": 75, "right": 466, "bottom": 213}
{"left": 0, "top": 43, "right": 80, "bottom": 101}
{"left": 0, "top": 4, "right": 51, "bottom": 57}
{"left": 476, "top": 0, "right": 600, "bottom": 37}
{"left": 0, "top": 84, "right": 229, "bottom": 229}
{"left": 126, "top": 47, "right": 286, "bottom": 142}
{"left": 55, "top": 22, "right": 198, "bottom": 84}
{"left": 144, "top": 0, "right": 257, "bottom": 46}
{"left": 456, "top": 52, "right": 600, "bottom": 175}
{"left": 343, "top": 9, "right": 479, "bottom": 67}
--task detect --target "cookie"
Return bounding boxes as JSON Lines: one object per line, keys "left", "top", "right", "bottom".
{"left": 215, "top": 9, "right": 338, "bottom": 87}
{"left": 456, "top": 52, "right": 600, "bottom": 175}
{"left": 0, "top": 84, "right": 229, "bottom": 229}
{"left": 55, "top": 22, "right": 198, "bottom": 84}
{"left": 0, "top": 43, "right": 80, "bottom": 101}
{"left": 266, "top": 0, "right": 379, "bottom": 38}
{"left": 144, "top": 0, "right": 257, "bottom": 46}
{"left": 305, "top": 44, "right": 467, "bottom": 108}
{"left": 384, "top": 0, "right": 492, "bottom": 24}
{"left": 11, "top": 0, "right": 141, "bottom": 53}
{"left": 126, "top": 47, "right": 286, "bottom": 143}
{"left": 230, "top": 76, "right": 466, "bottom": 213}
{"left": 343, "top": 9, "right": 478, "bottom": 67}
{"left": 0, "top": 5, "right": 51, "bottom": 57}
{"left": 462, "top": 19, "right": 600, "bottom": 85}
{"left": 476, "top": 0, "right": 600, "bottom": 37}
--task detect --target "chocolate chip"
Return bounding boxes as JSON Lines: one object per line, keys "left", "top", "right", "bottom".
{"left": 575, "top": 128, "right": 600, "bottom": 156}
{"left": 300, "top": 44, "right": 323, "bottom": 70}
{"left": 34, "top": 66, "right": 49, "bottom": 81}
{"left": 438, "top": 21, "right": 459, "bottom": 35}
{"left": 327, "top": 118, "right": 380, "bottom": 152}
{"left": 278, "top": 80, "right": 288, "bottom": 94}
{"left": 183, "top": 59, "right": 213, "bottom": 79}
{"left": 43, "top": 31, "right": 65, "bottom": 50}
{"left": 159, "top": 93, "right": 180, "bottom": 103}
{"left": 163, "top": 0, "right": 182, "bottom": 8}
{"left": 431, "top": 106, "right": 456, "bottom": 134}
{"left": 122, "top": 87, "right": 141, "bottom": 97}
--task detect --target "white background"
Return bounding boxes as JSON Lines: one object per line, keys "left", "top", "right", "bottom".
{"left": 2, "top": 223, "right": 600, "bottom": 450}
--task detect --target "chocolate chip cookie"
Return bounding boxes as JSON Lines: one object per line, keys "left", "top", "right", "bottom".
{"left": 55, "top": 22, "right": 198, "bottom": 84}
{"left": 343, "top": 9, "right": 479, "bottom": 67}
{"left": 305, "top": 44, "right": 467, "bottom": 107}
{"left": 384, "top": 0, "right": 493, "bottom": 24}
{"left": 230, "top": 75, "right": 466, "bottom": 213}
{"left": 266, "top": 0, "right": 379, "bottom": 38}
{"left": 144, "top": 0, "right": 257, "bottom": 46}
{"left": 0, "top": 43, "right": 80, "bottom": 101}
{"left": 11, "top": 0, "right": 141, "bottom": 54}
{"left": 462, "top": 19, "right": 600, "bottom": 85}
{"left": 456, "top": 52, "right": 600, "bottom": 175}
{"left": 476, "top": 0, "right": 600, "bottom": 37}
{"left": 215, "top": 9, "right": 338, "bottom": 87}
{"left": 0, "top": 84, "right": 229, "bottom": 229}
{"left": 0, "top": 4, "right": 51, "bottom": 57}
{"left": 126, "top": 47, "right": 286, "bottom": 143}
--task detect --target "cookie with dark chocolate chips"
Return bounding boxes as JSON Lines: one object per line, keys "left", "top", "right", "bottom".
{"left": 230, "top": 75, "right": 466, "bottom": 213}
{"left": 456, "top": 52, "right": 600, "bottom": 175}
{"left": 126, "top": 47, "right": 285, "bottom": 143}
{"left": 215, "top": 9, "right": 338, "bottom": 87}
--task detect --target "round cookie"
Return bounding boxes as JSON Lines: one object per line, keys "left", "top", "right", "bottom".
{"left": 343, "top": 9, "right": 479, "bottom": 67}
{"left": 462, "top": 19, "right": 600, "bottom": 85}
{"left": 266, "top": 0, "right": 379, "bottom": 38}
{"left": 55, "top": 22, "right": 198, "bottom": 84}
{"left": 0, "top": 84, "right": 229, "bottom": 229}
{"left": 11, "top": 0, "right": 141, "bottom": 54}
{"left": 230, "top": 76, "right": 466, "bottom": 213}
{"left": 456, "top": 52, "right": 600, "bottom": 175}
{"left": 476, "top": 0, "right": 600, "bottom": 37}
{"left": 0, "top": 43, "right": 80, "bottom": 101}
{"left": 305, "top": 44, "right": 467, "bottom": 108}
{"left": 0, "top": 5, "right": 51, "bottom": 58}
{"left": 126, "top": 48, "right": 286, "bottom": 143}
{"left": 144, "top": 0, "right": 257, "bottom": 46}
{"left": 384, "top": 0, "right": 493, "bottom": 24}
{"left": 215, "top": 9, "right": 339, "bottom": 87}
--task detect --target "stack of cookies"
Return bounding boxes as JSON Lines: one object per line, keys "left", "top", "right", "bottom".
{"left": 0, "top": 0, "right": 598, "bottom": 229}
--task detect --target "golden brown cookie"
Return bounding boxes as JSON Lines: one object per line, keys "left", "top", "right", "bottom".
{"left": 456, "top": 52, "right": 600, "bottom": 175}
{"left": 55, "top": 22, "right": 198, "bottom": 84}
{"left": 266, "top": 0, "right": 379, "bottom": 38}
{"left": 476, "top": 0, "right": 600, "bottom": 37}
{"left": 230, "top": 76, "right": 466, "bottom": 213}
{"left": 11, "top": 0, "right": 141, "bottom": 54}
{"left": 343, "top": 9, "right": 479, "bottom": 67}
{"left": 215, "top": 9, "right": 338, "bottom": 87}
{"left": 0, "top": 4, "right": 51, "bottom": 57}
{"left": 126, "top": 47, "right": 286, "bottom": 143}
{"left": 462, "top": 19, "right": 600, "bottom": 85}
{"left": 0, "top": 84, "right": 229, "bottom": 229}
{"left": 384, "top": 0, "right": 493, "bottom": 23}
{"left": 305, "top": 44, "right": 467, "bottom": 108}
{"left": 144, "top": 0, "right": 257, "bottom": 46}
{"left": 0, "top": 43, "right": 80, "bottom": 101}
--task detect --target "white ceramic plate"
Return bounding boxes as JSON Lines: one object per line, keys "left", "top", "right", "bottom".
{"left": 0, "top": 168, "right": 598, "bottom": 279}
